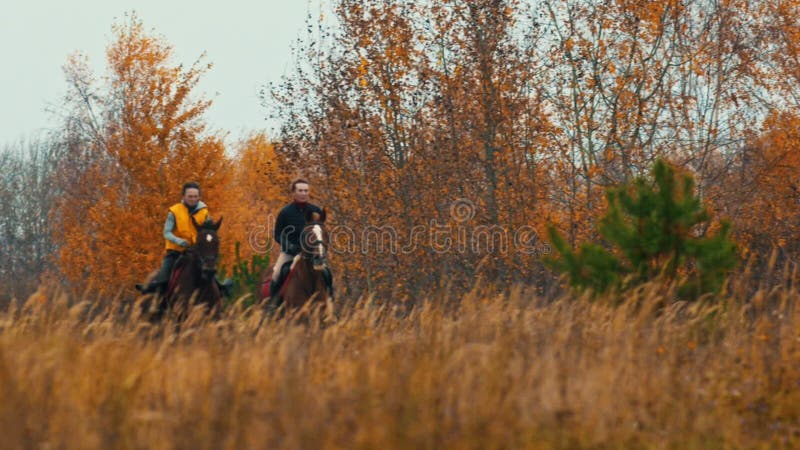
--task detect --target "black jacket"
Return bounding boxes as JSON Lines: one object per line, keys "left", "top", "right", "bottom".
{"left": 274, "top": 202, "right": 323, "bottom": 254}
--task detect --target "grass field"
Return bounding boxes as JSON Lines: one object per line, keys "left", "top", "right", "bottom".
{"left": 0, "top": 276, "right": 798, "bottom": 449}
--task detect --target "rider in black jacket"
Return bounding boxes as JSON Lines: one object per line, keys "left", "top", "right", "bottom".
{"left": 269, "top": 179, "right": 323, "bottom": 298}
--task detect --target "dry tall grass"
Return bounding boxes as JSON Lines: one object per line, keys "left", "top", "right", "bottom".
{"left": 0, "top": 276, "right": 798, "bottom": 449}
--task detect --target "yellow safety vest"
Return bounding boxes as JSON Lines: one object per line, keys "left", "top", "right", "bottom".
{"left": 164, "top": 203, "right": 210, "bottom": 252}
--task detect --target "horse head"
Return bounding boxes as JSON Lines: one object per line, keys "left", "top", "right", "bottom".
{"left": 191, "top": 215, "right": 223, "bottom": 280}
{"left": 301, "top": 209, "right": 327, "bottom": 271}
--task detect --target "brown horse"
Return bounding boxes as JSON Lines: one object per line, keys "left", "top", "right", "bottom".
{"left": 261, "top": 209, "right": 333, "bottom": 313}
{"left": 149, "top": 216, "right": 224, "bottom": 321}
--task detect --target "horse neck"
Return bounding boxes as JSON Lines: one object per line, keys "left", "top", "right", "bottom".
{"left": 298, "top": 254, "right": 325, "bottom": 287}
{"left": 184, "top": 250, "right": 214, "bottom": 286}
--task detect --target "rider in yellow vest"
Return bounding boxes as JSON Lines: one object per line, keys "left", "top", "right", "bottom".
{"left": 136, "top": 182, "right": 232, "bottom": 295}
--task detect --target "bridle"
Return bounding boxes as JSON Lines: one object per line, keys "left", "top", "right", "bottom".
{"left": 301, "top": 223, "right": 328, "bottom": 269}
{"left": 191, "top": 229, "right": 219, "bottom": 280}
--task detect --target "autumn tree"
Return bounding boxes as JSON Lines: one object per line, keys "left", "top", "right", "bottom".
{"left": 537, "top": 0, "right": 765, "bottom": 246}
{"left": 0, "top": 136, "right": 65, "bottom": 301}
{"left": 720, "top": 112, "right": 800, "bottom": 258}
{"left": 53, "top": 14, "right": 230, "bottom": 293}
{"left": 269, "top": 0, "right": 800, "bottom": 299}
{"left": 220, "top": 132, "right": 291, "bottom": 268}
{"left": 270, "top": 0, "right": 555, "bottom": 299}
{"left": 421, "top": 0, "right": 555, "bottom": 285}
{"left": 271, "top": 0, "right": 433, "bottom": 297}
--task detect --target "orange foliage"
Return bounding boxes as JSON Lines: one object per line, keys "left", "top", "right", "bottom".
{"left": 273, "top": 0, "right": 557, "bottom": 298}
{"left": 54, "top": 15, "right": 230, "bottom": 293}
{"left": 217, "top": 133, "right": 292, "bottom": 268}
{"left": 40, "top": 1, "right": 800, "bottom": 299}
{"left": 722, "top": 112, "right": 800, "bottom": 255}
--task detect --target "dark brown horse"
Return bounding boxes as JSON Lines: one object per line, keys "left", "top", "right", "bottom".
{"left": 149, "top": 216, "right": 224, "bottom": 321}
{"left": 261, "top": 209, "right": 333, "bottom": 314}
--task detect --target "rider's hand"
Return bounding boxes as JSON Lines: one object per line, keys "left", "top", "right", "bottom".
{"left": 178, "top": 239, "right": 190, "bottom": 248}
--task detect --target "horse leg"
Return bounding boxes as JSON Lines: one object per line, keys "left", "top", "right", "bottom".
{"left": 139, "top": 294, "right": 162, "bottom": 323}
{"left": 262, "top": 268, "right": 287, "bottom": 316}
{"left": 322, "top": 267, "right": 334, "bottom": 299}
{"left": 171, "top": 269, "right": 197, "bottom": 321}
{"left": 203, "top": 282, "right": 223, "bottom": 319}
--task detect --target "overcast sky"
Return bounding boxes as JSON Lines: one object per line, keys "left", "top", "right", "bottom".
{"left": 0, "top": 1, "right": 326, "bottom": 147}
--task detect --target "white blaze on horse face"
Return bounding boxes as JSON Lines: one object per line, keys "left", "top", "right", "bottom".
{"left": 206, "top": 234, "right": 213, "bottom": 242}
{"left": 313, "top": 225, "right": 323, "bottom": 257}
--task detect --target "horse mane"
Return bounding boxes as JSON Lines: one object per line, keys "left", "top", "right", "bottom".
{"left": 306, "top": 209, "right": 326, "bottom": 224}
{"left": 195, "top": 216, "right": 223, "bottom": 231}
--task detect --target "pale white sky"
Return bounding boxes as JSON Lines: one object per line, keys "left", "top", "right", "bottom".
{"left": 0, "top": 1, "right": 327, "bottom": 146}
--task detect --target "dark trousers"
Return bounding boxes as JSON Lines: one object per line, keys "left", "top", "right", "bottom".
{"left": 154, "top": 250, "right": 182, "bottom": 285}
{"left": 148, "top": 250, "right": 231, "bottom": 297}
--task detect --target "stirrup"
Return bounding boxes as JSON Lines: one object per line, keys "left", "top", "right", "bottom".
{"left": 136, "top": 282, "right": 160, "bottom": 295}
{"left": 269, "top": 280, "right": 279, "bottom": 298}
{"left": 219, "top": 278, "right": 234, "bottom": 297}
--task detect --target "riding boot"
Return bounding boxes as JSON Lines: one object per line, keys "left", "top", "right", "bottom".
{"left": 269, "top": 280, "right": 279, "bottom": 299}
{"left": 322, "top": 267, "right": 334, "bottom": 299}
{"left": 216, "top": 277, "right": 234, "bottom": 298}
{"left": 136, "top": 280, "right": 163, "bottom": 295}
{"left": 137, "top": 251, "right": 179, "bottom": 295}
{"left": 270, "top": 280, "right": 286, "bottom": 306}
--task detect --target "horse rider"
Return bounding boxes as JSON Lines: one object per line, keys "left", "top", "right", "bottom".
{"left": 268, "top": 178, "right": 332, "bottom": 301}
{"left": 136, "top": 182, "right": 233, "bottom": 296}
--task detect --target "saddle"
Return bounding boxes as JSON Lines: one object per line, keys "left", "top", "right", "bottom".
{"left": 268, "top": 257, "right": 334, "bottom": 299}
{"left": 275, "top": 258, "right": 297, "bottom": 296}
{"left": 165, "top": 253, "right": 190, "bottom": 297}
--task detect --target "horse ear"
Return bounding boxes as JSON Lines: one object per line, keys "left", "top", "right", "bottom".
{"left": 213, "top": 216, "right": 223, "bottom": 230}
{"left": 191, "top": 215, "right": 201, "bottom": 230}
{"left": 304, "top": 207, "right": 314, "bottom": 222}
{"left": 319, "top": 208, "right": 326, "bottom": 223}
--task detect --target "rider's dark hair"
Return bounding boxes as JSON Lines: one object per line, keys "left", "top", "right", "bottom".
{"left": 291, "top": 178, "right": 309, "bottom": 192}
{"left": 182, "top": 181, "right": 201, "bottom": 195}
